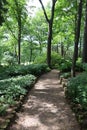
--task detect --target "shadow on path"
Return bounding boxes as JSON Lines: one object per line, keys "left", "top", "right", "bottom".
{"left": 8, "top": 70, "right": 80, "bottom": 130}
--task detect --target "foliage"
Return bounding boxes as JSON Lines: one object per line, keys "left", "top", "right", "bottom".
{"left": 58, "top": 59, "right": 72, "bottom": 72}
{"left": 0, "top": 74, "right": 36, "bottom": 115}
{"left": 34, "top": 52, "right": 62, "bottom": 67}
{"left": 34, "top": 52, "right": 72, "bottom": 71}
{"left": 76, "top": 58, "right": 83, "bottom": 72}
{"left": 8, "top": 63, "right": 50, "bottom": 76}
{"left": 0, "top": 63, "right": 50, "bottom": 80}
{"left": 0, "top": 63, "right": 50, "bottom": 115}
{"left": 60, "top": 72, "right": 71, "bottom": 79}
{"left": 51, "top": 52, "right": 63, "bottom": 68}
{"left": 66, "top": 72, "right": 87, "bottom": 110}
{"left": 34, "top": 53, "right": 46, "bottom": 64}
{"left": 0, "top": 0, "right": 7, "bottom": 25}
{"left": 82, "top": 63, "right": 87, "bottom": 72}
{"left": 2, "top": 51, "right": 17, "bottom": 65}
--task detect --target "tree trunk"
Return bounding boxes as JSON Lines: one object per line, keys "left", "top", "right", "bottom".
{"left": 57, "top": 43, "right": 59, "bottom": 53}
{"left": 82, "top": 0, "right": 87, "bottom": 63}
{"left": 39, "top": 0, "right": 57, "bottom": 68}
{"left": 29, "top": 49, "right": 32, "bottom": 62}
{"left": 71, "top": 0, "right": 83, "bottom": 77}
{"left": 47, "top": 21, "right": 52, "bottom": 67}
{"left": 61, "top": 43, "right": 64, "bottom": 57}
{"left": 18, "top": 20, "right": 21, "bottom": 64}
{"left": 14, "top": 0, "right": 22, "bottom": 64}
{"left": 79, "top": 36, "right": 82, "bottom": 57}
{"left": 39, "top": 42, "right": 42, "bottom": 54}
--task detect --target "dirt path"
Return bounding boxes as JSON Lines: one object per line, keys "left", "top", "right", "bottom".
{"left": 8, "top": 70, "right": 80, "bottom": 130}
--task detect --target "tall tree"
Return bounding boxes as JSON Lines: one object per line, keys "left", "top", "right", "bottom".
{"left": 14, "top": 0, "right": 22, "bottom": 64}
{"left": 4, "top": 0, "right": 26, "bottom": 64}
{"left": 71, "top": 0, "right": 83, "bottom": 77}
{"left": 82, "top": 0, "right": 87, "bottom": 63}
{"left": 39, "top": 0, "right": 57, "bottom": 67}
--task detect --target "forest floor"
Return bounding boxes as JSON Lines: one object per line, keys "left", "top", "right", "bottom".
{"left": 7, "top": 70, "right": 80, "bottom": 130}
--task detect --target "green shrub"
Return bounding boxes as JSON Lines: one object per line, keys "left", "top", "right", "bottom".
{"left": 76, "top": 58, "right": 83, "bottom": 71}
{"left": 59, "top": 60, "right": 72, "bottom": 72}
{"left": 60, "top": 72, "right": 71, "bottom": 79}
{"left": 0, "top": 104, "right": 8, "bottom": 116}
{"left": 51, "top": 52, "right": 62, "bottom": 66}
{"left": 34, "top": 52, "right": 64, "bottom": 68}
{"left": 8, "top": 63, "right": 50, "bottom": 76}
{"left": 66, "top": 72, "right": 87, "bottom": 110}
{"left": 83, "top": 63, "right": 87, "bottom": 72}
{"left": 0, "top": 63, "right": 50, "bottom": 80}
{"left": 34, "top": 53, "right": 46, "bottom": 64}
{"left": 0, "top": 74, "right": 36, "bottom": 115}
{"left": 0, "top": 63, "right": 49, "bottom": 115}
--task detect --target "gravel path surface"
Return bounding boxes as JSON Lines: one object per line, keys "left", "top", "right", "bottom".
{"left": 8, "top": 70, "right": 80, "bottom": 130}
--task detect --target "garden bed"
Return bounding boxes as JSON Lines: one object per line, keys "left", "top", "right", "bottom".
{"left": 0, "top": 75, "right": 36, "bottom": 130}
{"left": 59, "top": 72, "right": 87, "bottom": 130}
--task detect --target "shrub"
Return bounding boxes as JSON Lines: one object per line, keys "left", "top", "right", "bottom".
{"left": 66, "top": 72, "right": 87, "bottom": 110}
{"left": 76, "top": 58, "right": 83, "bottom": 72}
{"left": 60, "top": 72, "right": 71, "bottom": 79}
{"left": 0, "top": 63, "right": 50, "bottom": 80}
{"left": 34, "top": 53, "right": 46, "bottom": 64}
{"left": 0, "top": 74, "right": 36, "bottom": 115}
{"left": 34, "top": 52, "right": 65, "bottom": 68}
{"left": 59, "top": 60, "right": 72, "bottom": 72}
{"left": 8, "top": 63, "right": 50, "bottom": 76}
{"left": 83, "top": 63, "right": 87, "bottom": 72}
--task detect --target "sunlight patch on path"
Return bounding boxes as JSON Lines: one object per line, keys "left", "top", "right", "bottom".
{"left": 8, "top": 70, "right": 80, "bottom": 130}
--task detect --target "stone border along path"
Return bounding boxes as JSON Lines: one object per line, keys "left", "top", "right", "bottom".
{"left": 7, "top": 70, "right": 80, "bottom": 130}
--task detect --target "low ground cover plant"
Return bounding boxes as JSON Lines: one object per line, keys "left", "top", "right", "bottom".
{"left": 0, "top": 63, "right": 50, "bottom": 80}
{"left": 0, "top": 63, "right": 50, "bottom": 116}
{"left": 0, "top": 74, "right": 36, "bottom": 115}
{"left": 66, "top": 72, "right": 87, "bottom": 109}
{"left": 66, "top": 72, "right": 87, "bottom": 126}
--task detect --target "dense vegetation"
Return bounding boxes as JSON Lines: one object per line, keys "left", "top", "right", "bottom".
{"left": 0, "top": 0, "right": 87, "bottom": 128}
{"left": 0, "top": 63, "right": 50, "bottom": 115}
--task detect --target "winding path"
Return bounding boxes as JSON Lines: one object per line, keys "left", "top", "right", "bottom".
{"left": 8, "top": 70, "right": 80, "bottom": 130}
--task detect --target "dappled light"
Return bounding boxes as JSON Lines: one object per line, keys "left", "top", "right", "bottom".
{"left": 0, "top": 0, "right": 87, "bottom": 129}
{"left": 8, "top": 70, "right": 80, "bottom": 130}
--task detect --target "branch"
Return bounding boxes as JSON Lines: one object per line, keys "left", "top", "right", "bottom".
{"left": 39, "top": 0, "right": 49, "bottom": 23}
{"left": 5, "top": 21, "right": 17, "bottom": 40}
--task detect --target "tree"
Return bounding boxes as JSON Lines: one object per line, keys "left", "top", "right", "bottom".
{"left": 4, "top": 0, "right": 27, "bottom": 64}
{"left": 71, "top": 0, "right": 83, "bottom": 77}
{"left": 53, "top": 0, "right": 76, "bottom": 59}
{"left": 82, "top": 0, "right": 87, "bottom": 63}
{"left": 39, "top": 0, "right": 57, "bottom": 67}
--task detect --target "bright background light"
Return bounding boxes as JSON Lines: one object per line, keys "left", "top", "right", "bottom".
{"left": 27, "top": 0, "right": 50, "bottom": 16}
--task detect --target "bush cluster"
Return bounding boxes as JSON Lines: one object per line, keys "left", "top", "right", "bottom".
{"left": 0, "top": 74, "right": 36, "bottom": 115}
{"left": 0, "top": 63, "right": 50, "bottom": 115}
{"left": 34, "top": 52, "right": 72, "bottom": 72}
{"left": 0, "top": 63, "right": 50, "bottom": 80}
{"left": 66, "top": 72, "right": 87, "bottom": 110}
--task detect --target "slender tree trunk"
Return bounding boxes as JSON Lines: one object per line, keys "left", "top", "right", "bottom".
{"left": 61, "top": 43, "right": 64, "bottom": 57}
{"left": 14, "top": 0, "right": 22, "bottom": 64}
{"left": 29, "top": 49, "right": 32, "bottom": 62}
{"left": 57, "top": 43, "right": 59, "bottom": 53}
{"left": 18, "top": 19, "right": 21, "bottom": 64}
{"left": 71, "top": 0, "right": 83, "bottom": 77}
{"left": 39, "top": 0, "right": 57, "bottom": 68}
{"left": 47, "top": 21, "right": 52, "bottom": 67}
{"left": 39, "top": 42, "right": 42, "bottom": 54}
{"left": 79, "top": 36, "right": 82, "bottom": 57}
{"left": 82, "top": 0, "right": 87, "bottom": 63}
